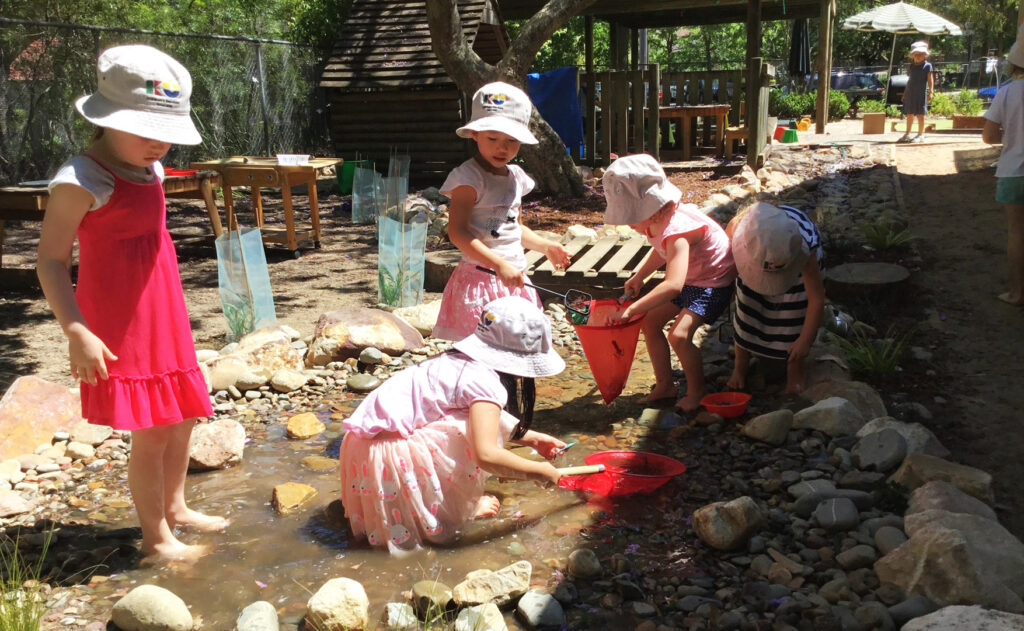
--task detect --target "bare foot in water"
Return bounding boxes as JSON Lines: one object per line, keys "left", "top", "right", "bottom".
{"left": 675, "top": 391, "right": 704, "bottom": 414}
{"left": 170, "top": 508, "right": 229, "bottom": 532}
{"left": 140, "top": 540, "right": 212, "bottom": 565}
{"left": 473, "top": 494, "right": 501, "bottom": 519}
{"left": 725, "top": 370, "right": 746, "bottom": 391}
{"left": 998, "top": 292, "right": 1024, "bottom": 305}
{"left": 643, "top": 383, "right": 677, "bottom": 403}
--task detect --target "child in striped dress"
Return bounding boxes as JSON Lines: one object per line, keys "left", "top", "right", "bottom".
{"left": 726, "top": 202, "right": 825, "bottom": 394}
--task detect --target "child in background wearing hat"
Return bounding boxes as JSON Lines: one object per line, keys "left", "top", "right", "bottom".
{"left": 983, "top": 24, "right": 1024, "bottom": 306}
{"left": 433, "top": 82, "right": 572, "bottom": 341}
{"left": 37, "top": 45, "right": 223, "bottom": 562}
{"left": 604, "top": 154, "right": 736, "bottom": 413}
{"left": 339, "top": 297, "right": 567, "bottom": 554}
{"left": 725, "top": 203, "right": 826, "bottom": 394}
{"left": 898, "top": 41, "right": 934, "bottom": 144}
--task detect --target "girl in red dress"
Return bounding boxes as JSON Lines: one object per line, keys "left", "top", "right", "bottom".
{"left": 37, "top": 45, "right": 223, "bottom": 562}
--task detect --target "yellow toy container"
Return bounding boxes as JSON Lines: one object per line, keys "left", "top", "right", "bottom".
{"left": 797, "top": 116, "right": 812, "bottom": 132}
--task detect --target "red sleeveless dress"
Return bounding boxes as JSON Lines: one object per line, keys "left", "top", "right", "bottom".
{"left": 75, "top": 158, "right": 212, "bottom": 429}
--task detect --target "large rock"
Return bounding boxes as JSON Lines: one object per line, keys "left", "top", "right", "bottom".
{"left": 851, "top": 429, "right": 907, "bottom": 472}
{"left": 382, "top": 602, "right": 418, "bottom": 630}
{"left": 901, "top": 605, "right": 1024, "bottom": 631}
{"left": 452, "top": 561, "right": 532, "bottom": 607}
{"left": 393, "top": 300, "right": 442, "bottom": 337}
{"left": 208, "top": 327, "right": 305, "bottom": 389}
{"left": 306, "top": 577, "right": 369, "bottom": 631}
{"left": 692, "top": 496, "right": 763, "bottom": 550}
{"left": 188, "top": 419, "right": 245, "bottom": 471}
{"left": 889, "top": 453, "right": 994, "bottom": 503}
{"left": 568, "top": 548, "right": 602, "bottom": 578}
{"left": 235, "top": 600, "right": 278, "bottom": 631}
{"left": 813, "top": 497, "right": 860, "bottom": 532}
{"left": 0, "top": 493, "right": 31, "bottom": 518}
{"left": 270, "top": 369, "right": 308, "bottom": 393}
{"left": 0, "top": 376, "right": 81, "bottom": 460}
{"left": 875, "top": 510, "right": 1024, "bottom": 613}
{"left": 286, "top": 413, "right": 326, "bottom": 440}
{"left": 793, "top": 397, "right": 866, "bottom": 436}
{"left": 306, "top": 307, "right": 425, "bottom": 367}
{"left": 856, "top": 417, "right": 949, "bottom": 458}
{"left": 111, "top": 584, "right": 193, "bottom": 631}
{"left": 455, "top": 603, "right": 506, "bottom": 631}
{"left": 907, "top": 480, "right": 998, "bottom": 521}
{"left": 411, "top": 580, "right": 452, "bottom": 617}
{"left": 517, "top": 590, "right": 565, "bottom": 628}
{"left": 69, "top": 419, "right": 114, "bottom": 446}
{"left": 741, "top": 410, "right": 793, "bottom": 446}
{"left": 802, "top": 380, "right": 886, "bottom": 419}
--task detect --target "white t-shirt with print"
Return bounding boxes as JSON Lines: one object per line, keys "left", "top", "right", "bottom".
{"left": 985, "top": 79, "right": 1024, "bottom": 178}
{"left": 440, "top": 158, "right": 534, "bottom": 268}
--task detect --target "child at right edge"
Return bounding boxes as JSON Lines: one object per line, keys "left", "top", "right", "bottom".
{"left": 604, "top": 154, "right": 736, "bottom": 413}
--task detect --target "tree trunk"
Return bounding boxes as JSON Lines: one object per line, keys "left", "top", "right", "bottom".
{"left": 425, "top": 0, "right": 596, "bottom": 197}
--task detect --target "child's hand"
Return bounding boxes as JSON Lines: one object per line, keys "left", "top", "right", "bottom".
{"left": 623, "top": 275, "right": 644, "bottom": 300}
{"left": 496, "top": 261, "right": 525, "bottom": 288}
{"left": 609, "top": 305, "right": 634, "bottom": 324}
{"left": 545, "top": 242, "right": 572, "bottom": 270}
{"left": 787, "top": 336, "right": 812, "bottom": 364}
{"left": 532, "top": 434, "right": 567, "bottom": 460}
{"left": 534, "top": 461, "right": 562, "bottom": 486}
{"left": 67, "top": 326, "right": 117, "bottom": 386}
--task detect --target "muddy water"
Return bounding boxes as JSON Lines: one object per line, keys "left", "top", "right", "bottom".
{"left": 87, "top": 353, "right": 668, "bottom": 628}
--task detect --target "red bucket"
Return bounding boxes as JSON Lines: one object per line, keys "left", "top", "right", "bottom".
{"left": 557, "top": 450, "right": 687, "bottom": 496}
{"left": 571, "top": 300, "right": 645, "bottom": 404}
{"left": 773, "top": 126, "right": 787, "bottom": 142}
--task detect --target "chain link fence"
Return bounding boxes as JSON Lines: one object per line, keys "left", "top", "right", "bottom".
{"left": 0, "top": 18, "right": 328, "bottom": 185}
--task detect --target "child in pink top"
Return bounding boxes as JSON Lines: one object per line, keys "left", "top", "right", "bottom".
{"left": 339, "top": 297, "right": 567, "bottom": 554}
{"left": 604, "top": 154, "right": 736, "bottom": 412}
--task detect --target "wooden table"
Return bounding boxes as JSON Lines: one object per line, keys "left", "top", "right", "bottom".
{"left": 659, "top": 104, "right": 732, "bottom": 160}
{"left": 191, "top": 157, "right": 341, "bottom": 255}
{"left": 0, "top": 171, "right": 222, "bottom": 269}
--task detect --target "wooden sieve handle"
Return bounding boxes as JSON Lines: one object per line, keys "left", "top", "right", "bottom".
{"left": 556, "top": 464, "right": 605, "bottom": 476}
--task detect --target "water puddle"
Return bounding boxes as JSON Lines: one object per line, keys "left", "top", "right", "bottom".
{"left": 83, "top": 354, "right": 670, "bottom": 627}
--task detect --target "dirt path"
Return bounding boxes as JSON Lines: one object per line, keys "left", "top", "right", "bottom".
{"left": 895, "top": 138, "right": 1024, "bottom": 538}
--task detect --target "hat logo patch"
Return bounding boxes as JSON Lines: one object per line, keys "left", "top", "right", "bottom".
{"left": 762, "top": 260, "right": 787, "bottom": 272}
{"left": 481, "top": 311, "right": 497, "bottom": 326}
{"left": 146, "top": 79, "right": 181, "bottom": 99}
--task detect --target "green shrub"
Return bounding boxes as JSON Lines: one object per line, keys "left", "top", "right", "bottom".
{"left": 861, "top": 218, "right": 914, "bottom": 250}
{"left": 885, "top": 104, "right": 902, "bottom": 118}
{"left": 929, "top": 92, "right": 956, "bottom": 117}
{"left": 953, "top": 90, "right": 983, "bottom": 116}
{"left": 859, "top": 99, "right": 886, "bottom": 113}
{"left": 0, "top": 532, "right": 52, "bottom": 631}
{"left": 767, "top": 89, "right": 847, "bottom": 121}
{"left": 833, "top": 327, "right": 913, "bottom": 377}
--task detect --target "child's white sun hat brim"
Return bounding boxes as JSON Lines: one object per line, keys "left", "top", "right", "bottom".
{"left": 909, "top": 41, "right": 930, "bottom": 56}
{"left": 456, "top": 81, "right": 539, "bottom": 145}
{"left": 732, "top": 202, "right": 810, "bottom": 296}
{"left": 453, "top": 296, "right": 565, "bottom": 378}
{"left": 601, "top": 153, "right": 682, "bottom": 225}
{"left": 75, "top": 44, "right": 201, "bottom": 146}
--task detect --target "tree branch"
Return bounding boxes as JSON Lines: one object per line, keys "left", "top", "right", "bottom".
{"left": 502, "top": 0, "right": 599, "bottom": 77}
{"left": 425, "top": 0, "right": 494, "bottom": 89}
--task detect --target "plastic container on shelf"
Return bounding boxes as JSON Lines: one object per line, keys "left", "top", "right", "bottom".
{"left": 781, "top": 129, "right": 800, "bottom": 143}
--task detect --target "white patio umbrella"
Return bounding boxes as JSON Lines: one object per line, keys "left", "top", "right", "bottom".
{"left": 842, "top": 2, "right": 963, "bottom": 97}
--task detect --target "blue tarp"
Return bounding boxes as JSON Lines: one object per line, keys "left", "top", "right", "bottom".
{"left": 979, "top": 80, "right": 1011, "bottom": 98}
{"left": 527, "top": 66, "right": 584, "bottom": 155}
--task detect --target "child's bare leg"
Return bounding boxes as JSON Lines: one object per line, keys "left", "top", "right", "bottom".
{"left": 474, "top": 495, "right": 500, "bottom": 518}
{"left": 129, "top": 425, "right": 208, "bottom": 561}
{"left": 641, "top": 302, "right": 682, "bottom": 401}
{"left": 915, "top": 115, "right": 926, "bottom": 136}
{"left": 164, "top": 419, "right": 228, "bottom": 532}
{"left": 1001, "top": 203, "right": 1024, "bottom": 305}
{"left": 785, "top": 355, "right": 807, "bottom": 394}
{"left": 726, "top": 343, "right": 751, "bottom": 390}
{"left": 667, "top": 309, "right": 707, "bottom": 412}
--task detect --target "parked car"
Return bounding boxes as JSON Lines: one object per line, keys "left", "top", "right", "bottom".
{"left": 810, "top": 71, "right": 886, "bottom": 116}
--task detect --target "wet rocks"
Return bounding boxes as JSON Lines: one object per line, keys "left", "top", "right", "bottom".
{"left": 111, "top": 584, "right": 193, "bottom": 631}
{"left": 567, "top": 548, "right": 601, "bottom": 578}
{"left": 235, "top": 600, "right": 278, "bottom": 631}
{"left": 306, "top": 577, "right": 369, "bottom": 631}
{"left": 874, "top": 526, "right": 908, "bottom": 555}
{"left": 454, "top": 603, "right": 506, "bottom": 631}
{"left": 906, "top": 480, "right": 997, "bottom": 521}
{"left": 792, "top": 397, "right": 866, "bottom": 436}
{"left": 346, "top": 374, "right": 380, "bottom": 393}
{"left": 305, "top": 307, "right": 425, "bottom": 366}
{"left": 889, "top": 453, "right": 994, "bottom": 502}
{"left": 0, "top": 493, "right": 31, "bottom": 517}
{"left": 740, "top": 410, "right": 793, "bottom": 445}
{"left": 286, "top": 412, "right": 325, "bottom": 439}
{"left": 856, "top": 416, "right": 949, "bottom": 458}
{"left": 69, "top": 420, "right": 113, "bottom": 446}
{"left": 813, "top": 497, "right": 860, "bottom": 532}
{"left": 516, "top": 590, "right": 564, "bottom": 628}
{"left": 270, "top": 369, "right": 308, "bottom": 393}
{"left": 382, "top": 602, "right": 417, "bottom": 630}
{"left": 272, "top": 482, "right": 317, "bottom": 515}
{"left": 411, "top": 580, "right": 452, "bottom": 617}
{"left": 851, "top": 428, "right": 906, "bottom": 472}
{"left": 901, "top": 605, "right": 1024, "bottom": 630}
{"left": 188, "top": 419, "right": 245, "bottom": 470}
{"left": 801, "top": 379, "right": 887, "bottom": 419}
{"left": 452, "top": 560, "right": 531, "bottom": 607}
{"left": 692, "top": 496, "right": 763, "bottom": 550}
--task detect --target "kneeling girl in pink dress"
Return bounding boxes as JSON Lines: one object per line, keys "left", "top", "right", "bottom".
{"left": 339, "top": 296, "right": 566, "bottom": 554}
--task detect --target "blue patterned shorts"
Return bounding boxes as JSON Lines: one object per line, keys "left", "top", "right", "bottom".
{"left": 671, "top": 284, "right": 734, "bottom": 323}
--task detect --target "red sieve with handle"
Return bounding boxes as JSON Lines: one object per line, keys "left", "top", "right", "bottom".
{"left": 557, "top": 450, "right": 687, "bottom": 496}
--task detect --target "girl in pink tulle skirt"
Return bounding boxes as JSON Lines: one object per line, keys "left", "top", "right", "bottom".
{"left": 340, "top": 297, "right": 567, "bottom": 554}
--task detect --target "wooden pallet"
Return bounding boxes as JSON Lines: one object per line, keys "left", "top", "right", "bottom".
{"left": 525, "top": 236, "right": 662, "bottom": 291}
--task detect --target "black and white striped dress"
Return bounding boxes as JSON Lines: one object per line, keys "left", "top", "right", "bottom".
{"left": 733, "top": 206, "right": 823, "bottom": 360}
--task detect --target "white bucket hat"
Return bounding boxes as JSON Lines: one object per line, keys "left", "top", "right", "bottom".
{"left": 909, "top": 41, "right": 930, "bottom": 56}
{"left": 733, "top": 202, "right": 810, "bottom": 296}
{"left": 602, "top": 154, "right": 682, "bottom": 225}
{"left": 75, "top": 45, "right": 201, "bottom": 145}
{"left": 454, "top": 296, "right": 565, "bottom": 378}
{"left": 1009, "top": 24, "right": 1024, "bottom": 68}
{"left": 456, "top": 81, "right": 538, "bottom": 145}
